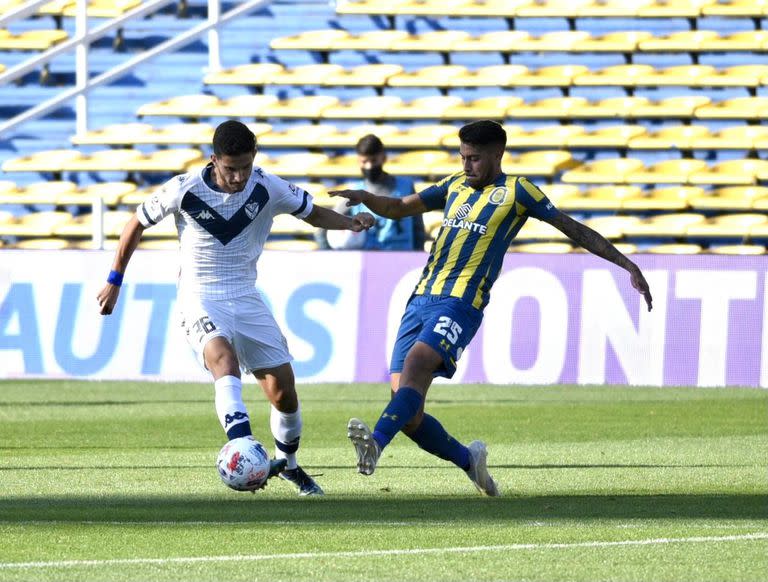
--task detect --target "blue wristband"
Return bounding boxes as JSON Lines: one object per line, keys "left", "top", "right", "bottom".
{"left": 107, "top": 270, "right": 124, "bottom": 286}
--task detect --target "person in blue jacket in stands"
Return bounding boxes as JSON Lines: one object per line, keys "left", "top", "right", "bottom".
{"left": 317, "top": 134, "right": 426, "bottom": 251}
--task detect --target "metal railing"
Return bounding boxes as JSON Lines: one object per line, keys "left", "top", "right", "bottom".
{"left": 0, "top": 0, "right": 270, "bottom": 137}
{"left": 0, "top": 0, "right": 271, "bottom": 248}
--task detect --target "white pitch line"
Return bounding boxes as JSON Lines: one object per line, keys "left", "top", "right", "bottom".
{"left": 0, "top": 533, "right": 766, "bottom": 570}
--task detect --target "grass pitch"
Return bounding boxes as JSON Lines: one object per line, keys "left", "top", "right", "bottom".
{"left": 0, "top": 380, "right": 766, "bottom": 582}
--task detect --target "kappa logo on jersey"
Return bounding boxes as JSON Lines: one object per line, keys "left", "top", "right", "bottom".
{"left": 197, "top": 209, "right": 215, "bottom": 220}
{"left": 442, "top": 202, "right": 488, "bottom": 234}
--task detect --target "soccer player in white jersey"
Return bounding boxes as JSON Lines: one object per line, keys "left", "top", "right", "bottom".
{"left": 97, "top": 120, "right": 374, "bottom": 495}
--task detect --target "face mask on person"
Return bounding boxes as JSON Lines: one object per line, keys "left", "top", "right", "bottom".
{"left": 362, "top": 165, "right": 384, "bottom": 183}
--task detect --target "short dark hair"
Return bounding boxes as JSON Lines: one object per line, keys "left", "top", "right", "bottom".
{"left": 213, "top": 120, "right": 256, "bottom": 157}
{"left": 458, "top": 120, "right": 506, "bottom": 149}
{"left": 355, "top": 134, "right": 385, "bottom": 156}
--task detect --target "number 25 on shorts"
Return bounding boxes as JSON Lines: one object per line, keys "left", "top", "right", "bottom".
{"left": 433, "top": 315, "right": 462, "bottom": 344}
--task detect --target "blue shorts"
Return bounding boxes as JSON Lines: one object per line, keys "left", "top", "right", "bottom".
{"left": 390, "top": 294, "right": 483, "bottom": 379}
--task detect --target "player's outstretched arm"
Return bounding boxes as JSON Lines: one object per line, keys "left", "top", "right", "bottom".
{"left": 328, "top": 189, "right": 428, "bottom": 219}
{"left": 545, "top": 210, "right": 653, "bottom": 312}
{"left": 303, "top": 204, "right": 375, "bottom": 232}
{"left": 96, "top": 214, "right": 146, "bottom": 315}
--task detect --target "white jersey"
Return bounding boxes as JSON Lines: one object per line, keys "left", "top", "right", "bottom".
{"left": 136, "top": 163, "right": 313, "bottom": 299}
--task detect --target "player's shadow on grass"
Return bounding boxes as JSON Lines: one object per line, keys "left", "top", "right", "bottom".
{"left": 3, "top": 494, "right": 766, "bottom": 523}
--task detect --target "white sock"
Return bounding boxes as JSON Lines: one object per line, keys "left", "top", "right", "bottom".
{"left": 270, "top": 404, "right": 302, "bottom": 470}
{"left": 214, "top": 375, "right": 251, "bottom": 439}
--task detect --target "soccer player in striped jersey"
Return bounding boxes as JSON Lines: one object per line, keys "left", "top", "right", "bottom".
{"left": 331, "top": 120, "right": 653, "bottom": 496}
{"left": 97, "top": 120, "right": 374, "bottom": 495}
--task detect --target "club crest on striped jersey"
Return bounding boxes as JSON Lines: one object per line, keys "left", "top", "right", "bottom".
{"left": 488, "top": 187, "right": 508, "bottom": 205}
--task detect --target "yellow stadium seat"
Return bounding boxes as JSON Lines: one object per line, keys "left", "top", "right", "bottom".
{"left": 708, "top": 244, "right": 765, "bottom": 255}
{"left": 556, "top": 185, "right": 641, "bottom": 211}
{"left": 637, "top": 0, "right": 717, "bottom": 18}
{"left": 515, "top": 219, "right": 570, "bottom": 241}
{"left": 627, "top": 159, "right": 708, "bottom": 184}
{"left": 573, "top": 64, "right": 656, "bottom": 87}
{"left": 61, "top": 0, "right": 141, "bottom": 17}
{"left": 72, "top": 122, "right": 155, "bottom": 146}
{"left": 137, "top": 94, "right": 223, "bottom": 118}
{"left": 686, "top": 213, "right": 768, "bottom": 237}
{"left": 622, "top": 186, "right": 700, "bottom": 210}
{"left": 628, "top": 125, "right": 711, "bottom": 150}
{"left": 702, "top": 65, "right": 768, "bottom": 88}
{"left": 202, "top": 63, "right": 284, "bottom": 86}
{"left": 0, "top": 180, "right": 77, "bottom": 204}
{"left": 568, "top": 96, "right": 651, "bottom": 119}
{"left": 638, "top": 30, "right": 720, "bottom": 52}
{"left": 331, "top": 29, "right": 410, "bottom": 50}
{"left": 505, "top": 97, "right": 590, "bottom": 119}
{"left": 386, "top": 124, "right": 458, "bottom": 148}
{"left": 320, "top": 95, "right": 402, "bottom": 120}
{"left": 258, "top": 124, "right": 340, "bottom": 148}
{"left": 505, "top": 125, "right": 586, "bottom": 149}
{"left": 2, "top": 149, "right": 84, "bottom": 173}
{"left": 702, "top": 0, "right": 766, "bottom": 16}
{"left": 0, "top": 211, "right": 72, "bottom": 236}
{"left": 53, "top": 210, "right": 135, "bottom": 237}
{"left": 577, "top": 0, "right": 654, "bottom": 16}
{"left": 698, "top": 30, "right": 768, "bottom": 51}
{"left": 689, "top": 159, "right": 768, "bottom": 185}
{"left": 504, "top": 150, "right": 578, "bottom": 177}
{"left": 695, "top": 126, "right": 768, "bottom": 150}
{"left": 539, "top": 184, "right": 582, "bottom": 205}
{"left": 513, "top": 31, "right": 593, "bottom": 52}
{"left": 385, "top": 95, "right": 465, "bottom": 119}
{"left": 214, "top": 94, "right": 280, "bottom": 117}
{"left": 12, "top": 238, "right": 72, "bottom": 250}
{"left": 568, "top": 125, "right": 647, "bottom": 148}
{"left": 631, "top": 95, "right": 712, "bottom": 119}
{"left": 144, "top": 150, "right": 205, "bottom": 173}
{"left": 561, "top": 158, "right": 645, "bottom": 184}
{"left": 450, "top": 30, "right": 531, "bottom": 53}
{"left": 56, "top": 182, "right": 136, "bottom": 206}
{"left": 638, "top": 64, "right": 720, "bottom": 88}
{"left": 447, "top": 64, "right": 528, "bottom": 87}
{"left": 572, "top": 30, "right": 653, "bottom": 52}
{"left": 387, "top": 65, "right": 469, "bottom": 87}
{"left": 624, "top": 213, "right": 707, "bottom": 237}
{"left": 515, "top": 0, "right": 592, "bottom": 17}
{"left": 387, "top": 30, "right": 472, "bottom": 52}
{"left": 646, "top": 243, "right": 704, "bottom": 254}
{"left": 443, "top": 96, "right": 524, "bottom": 121}
{"left": 506, "top": 64, "right": 588, "bottom": 87}
{"left": 507, "top": 242, "right": 575, "bottom": 253}
{"left": 689, "top": 186, "right": 768, "bottom": 210}
{"left": 385, "top": 150, "right": 455, "bottom": 177}
{"left": 335, "top": 0, "right": 410, "bottom": 15}
{"left": 323, "top": 63, "right": 404, "bottom": 87}
{"left": 449, "top": 0, "right": 531, "bottom": 17}
{"left": 582, "top": 215, "right": 644, "bottom": 239}
{"left": 0, "top": 29, "right": 68, "bottom": 50}
{"left": 324, "top": 124, "right": 402, "bottom": 149}
{"left": 267, "top": 63, "right": 345, "bottom": 86}
{"left": 261, "top": 153, "right": 331, "bottom": 177}
{"left": 270, "top": 29, "right": 352, "bottom": 51}
{"left": 694, "top": 97, "right": 768, "bottom": 120}
{"left": 258, "top": 95, "right": 339, "bottom": 119}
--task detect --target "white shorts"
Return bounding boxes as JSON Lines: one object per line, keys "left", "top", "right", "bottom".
{"left": 178, "top": 289, "right": 293, "bottom": 373}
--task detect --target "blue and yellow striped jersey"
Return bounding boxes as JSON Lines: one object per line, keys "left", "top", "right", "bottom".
{"left": 416, "top": 171, "right": 558, "bottom": 310}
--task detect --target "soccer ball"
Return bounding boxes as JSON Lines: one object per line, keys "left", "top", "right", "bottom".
{"left": 327, "top": 228, "right": 367, "bottom": 250}
{"left": 216, "top": 436, "right": 271, "bottom": 492}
